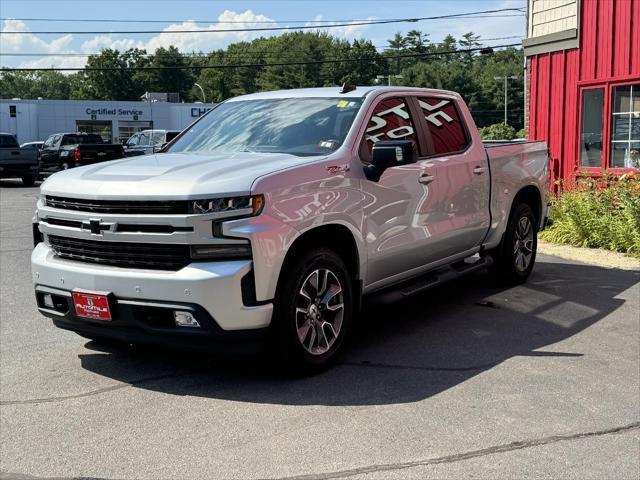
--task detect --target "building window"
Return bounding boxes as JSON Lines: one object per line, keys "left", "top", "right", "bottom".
{"left": 580, "top": 88, "right": 604, "bottom": 168}
{"left": 610, "top": 84, "right": 640, "bottom": 169}
{"left": 76, "top": 120, "right": 113, "bottom": 143}
{"left": 118, "top": 121, "right": 153, "bottom": 144}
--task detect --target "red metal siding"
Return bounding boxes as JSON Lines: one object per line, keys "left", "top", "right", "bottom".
{"left": 528, "top": 0, "right": 640, "bottom": 181}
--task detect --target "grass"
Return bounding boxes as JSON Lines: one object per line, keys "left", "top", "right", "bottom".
{"left": 540, "top": 171, "right": 640, "bottom": 259}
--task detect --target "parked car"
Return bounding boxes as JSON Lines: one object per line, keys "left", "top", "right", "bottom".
{"left": 123, "top": 129, "right": 181, "bottom": 157}
{"left": 39, "top": 133, "right": 125, "bottom": 174}
{"left": 0, "top": 133, "right": 39, "bottom": 186}
{"left": 32, "top": 86, "right": 549, "bottom": 372}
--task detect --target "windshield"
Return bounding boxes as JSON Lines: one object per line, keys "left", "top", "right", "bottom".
{"left": 168, "top": 98, "right": 363, "bottom": 157}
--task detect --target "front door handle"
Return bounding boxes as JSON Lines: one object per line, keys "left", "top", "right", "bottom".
{"left": 418, "top": 173, "right": 434, "bottom": 185}
{"left": 473, "top": 166, "right": 486, "bottom": 175}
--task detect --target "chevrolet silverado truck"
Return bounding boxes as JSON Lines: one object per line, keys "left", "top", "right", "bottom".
{"left": 39, "top": 133, "right": 125, "bottom": 174}
{"left": 31, "top": 86, "right": 549, "bottom": 370}
{"left": 0, "top": 133, "right": 39, "bottom": 186}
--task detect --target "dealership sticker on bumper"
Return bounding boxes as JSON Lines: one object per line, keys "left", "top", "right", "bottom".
{"left": 72, "top": 291, "right": 112, "bottom": 321}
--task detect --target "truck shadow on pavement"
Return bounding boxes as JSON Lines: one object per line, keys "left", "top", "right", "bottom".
{"left": 77, "top": 257, "right": 639, "bottom": 406}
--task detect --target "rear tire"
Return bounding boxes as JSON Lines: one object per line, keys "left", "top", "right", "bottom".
{"left": 21, "top": 175, "right": 36, "bottom": 187}
{"left": 271, "top": 248, "right": 353, "bottom": 374}
{"left": 487, "top": 203, "right": 537, "bottom": 285}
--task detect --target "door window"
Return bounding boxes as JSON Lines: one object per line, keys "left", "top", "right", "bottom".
{"left": 418, "top": 97, "right": 469, "bottom": 155}
{"left": 362, "top": 97, "right": 418, "bottom": 161}
{"left": 127, "top": 134, "right": 139, "bottom": 146}
{"left": 138, "top": 132, "right": 150, "bottom": 146}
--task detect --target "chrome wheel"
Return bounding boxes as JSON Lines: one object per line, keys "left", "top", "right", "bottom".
{"left": 513, "top": 216, "right": 534, "bottom": 272}
{"left": 295, "top": 268, "right": 344, "bottom": 356}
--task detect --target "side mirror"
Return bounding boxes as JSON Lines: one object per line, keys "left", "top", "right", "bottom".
{"left": 155, "top": 142, "right": 169, "bottom": 153}
{"left": 364, "top": 140, "right": 416, "bottom": 182}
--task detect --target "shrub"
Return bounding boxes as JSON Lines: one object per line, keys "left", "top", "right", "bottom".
{"left": 479, "top": 123, "right": 517, "bottom": 141}
{"left": 516, "top": 128, "right": 527, "bottom": 139}
{"left": 541, "top": 171, "right": 640, "bottom": 258}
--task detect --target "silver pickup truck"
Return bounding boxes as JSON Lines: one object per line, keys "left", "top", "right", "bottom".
{"left": 32, "top": 86, "right": 549, "bottom": 371}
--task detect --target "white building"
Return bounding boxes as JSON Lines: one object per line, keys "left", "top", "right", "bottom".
{"left": 0, "top": 98, "right": 217, "bottom": 144}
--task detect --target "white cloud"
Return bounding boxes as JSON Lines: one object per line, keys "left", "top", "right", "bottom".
{"left": 304, "top": 15, "right": 372, "bottom": 39}
{"left": 144, "top": 10, "right": 279, "bottom": 53}
{"left": 0, "top": 10, "right": 375, "bottom": 72}
{"left": 0, "top": 19, "right": 73, "bottom": 54}
{"left": 81, "top": 36, "right": 144, "bottom": 53}
{"left": 18, "top": 55, "right": 87, "bottom": 71}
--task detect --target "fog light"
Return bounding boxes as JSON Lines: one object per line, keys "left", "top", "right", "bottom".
{"left": 173, "top": 311, "right": 200, "bottom": 328}
{"left": 42, "top": 293, "right": 54, "bottom": 309}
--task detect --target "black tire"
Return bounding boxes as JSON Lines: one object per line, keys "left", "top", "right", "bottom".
{"left": 21, "top": 175, "right": 36, "bottom": 187}
{"left": 271, "top": 248, "right": 353, "bottom": 374}
{"left": 487, "top": 203, "right": 538, "bottom": 285}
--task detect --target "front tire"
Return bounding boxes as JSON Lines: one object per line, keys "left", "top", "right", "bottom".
{"left": 488, "top": 203, "right": 537, "bottom": 285}
{"left": 21, "top": 175, "right": 36, "bottom": 187}
{"left": 271, "top": 248, "right": 353, "bottom": 373}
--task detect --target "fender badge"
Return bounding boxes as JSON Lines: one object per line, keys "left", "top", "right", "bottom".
{"left": 326, "top": 165, "right": 350, "bottom": 175}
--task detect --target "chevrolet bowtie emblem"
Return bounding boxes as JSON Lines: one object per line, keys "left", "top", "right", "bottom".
{"left": 82, "top": 219, "right": 110, "bottom": 235}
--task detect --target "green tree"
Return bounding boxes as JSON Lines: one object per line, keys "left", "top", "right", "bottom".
{"left": 76, "top": 49, "right": 141, "bottom": 100}
{"left": 0, "top": 70, "right": 73, "bottom": 99}
{"left": 405, "top": 30, "right": 429, "bottom": 54}
{"left": 138, "top": 46, "right": 195, "bottom": 101}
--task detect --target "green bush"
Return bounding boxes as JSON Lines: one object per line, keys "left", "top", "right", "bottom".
{"left": 540, "top": 172, "right": 640, "bottom": 258}
{"left": 479, "top": 123, "right": 517, "bottom": 141}
{"left": 516, "top": 128, "right": 527, "bottom": 139}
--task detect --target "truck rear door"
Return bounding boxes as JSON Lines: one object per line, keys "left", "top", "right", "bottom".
{"left": 409, "top": 95, "right": 491, "bottom": 258}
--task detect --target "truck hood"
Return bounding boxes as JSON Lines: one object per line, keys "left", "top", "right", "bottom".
{"left": 41, "top": 152, "right": 320, "bottom": 199}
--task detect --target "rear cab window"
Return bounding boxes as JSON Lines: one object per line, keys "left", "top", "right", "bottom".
{"left": 0, "top": 134, "right": 19, "bottom": 148}
{"left": 417, "top": 97, "right": 469, "bottom": 156}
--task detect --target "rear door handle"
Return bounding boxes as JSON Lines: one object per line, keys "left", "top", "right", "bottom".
{"left": 473, "top": 166, "right": 486, "bottom": 175}
{"left": 418, "top": 173, "right": 434, "bottom": 185}
{"left": 11, "top": 151, "right": 20, "bottom": 155}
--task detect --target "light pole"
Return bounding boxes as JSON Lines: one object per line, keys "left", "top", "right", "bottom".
{"left": 376, "top": 74, "right": 403, "bottom": 86}
{"left": 194, "top": 83, "right": 206, "bottom": 103}
{"left": 494, "top": 75, "right": 518, "bottom": 124}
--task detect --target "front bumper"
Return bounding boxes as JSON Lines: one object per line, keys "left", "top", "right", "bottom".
{"left": 0, "top": 163, "right": 39, "bottom": 177}
{"left": 32, "top": 243, "right": 273, "bottom": 346}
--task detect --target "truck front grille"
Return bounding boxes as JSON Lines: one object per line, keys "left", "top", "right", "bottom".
{"left": 48, "top": 235, "right": 190, "bottom": 270}
{"left": 45, "top": 196, "right": 189, "bottom": 215}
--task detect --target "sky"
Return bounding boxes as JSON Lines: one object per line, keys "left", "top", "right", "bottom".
{"left": 0, "top": 0, "right": 527, "bottom": 70}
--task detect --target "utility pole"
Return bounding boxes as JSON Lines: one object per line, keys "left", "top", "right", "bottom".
{"left": 494, "top": 75, "right": 518, "bottom": 124}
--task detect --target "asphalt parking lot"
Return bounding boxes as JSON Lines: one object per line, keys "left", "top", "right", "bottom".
{"left": 1, "top": 179, "right": 639, "bottom": 480}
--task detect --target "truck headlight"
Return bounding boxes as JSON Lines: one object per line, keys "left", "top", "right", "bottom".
{"left": 190, "top": 243, "right": 252, "bottom": 260}
{"left": 189, "top": 194, "right": 264, "bottom": 216}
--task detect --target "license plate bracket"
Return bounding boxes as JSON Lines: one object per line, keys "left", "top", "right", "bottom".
{"left": 72, "top": 290, "right": 113, "bottom": 321}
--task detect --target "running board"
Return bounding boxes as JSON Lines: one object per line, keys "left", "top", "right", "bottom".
{"left": 365, "top": 255, "right": 493, "bottom": 305}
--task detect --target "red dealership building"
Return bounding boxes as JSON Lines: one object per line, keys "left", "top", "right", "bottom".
{"left": 524, "top": 0, "right": 639, "bottom": 184}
